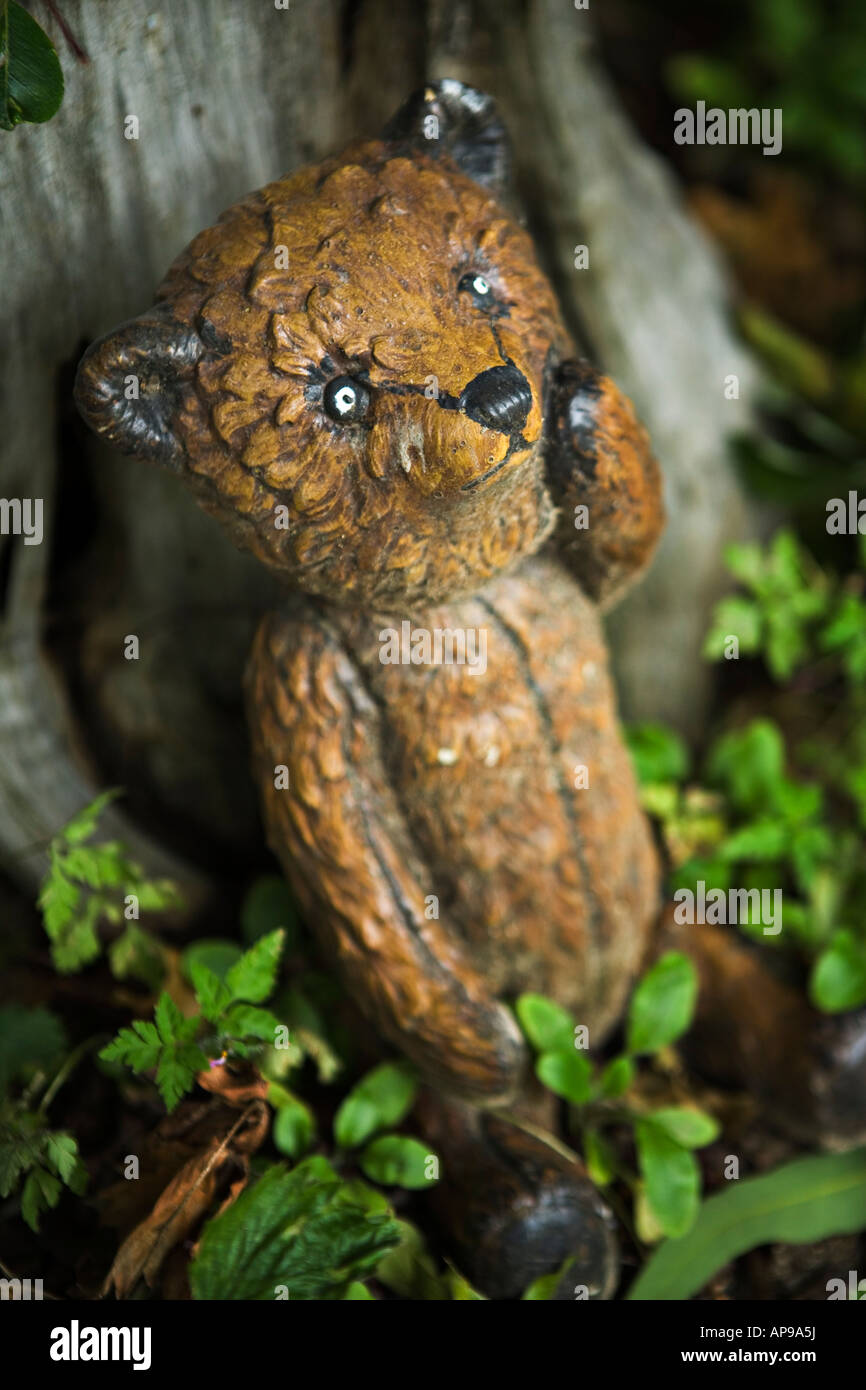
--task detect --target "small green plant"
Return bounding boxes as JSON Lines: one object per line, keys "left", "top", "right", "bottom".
{"left": 99, "top": 929, "right": 286, "bottom": 1110}
{"left": 702, "top": 530, "right": 829, "bottom": 680}
{"left": 630, "top": 714, "right": 866, "bottom": 1012}
{"left": 516, "top": 953, "right": 715, "bottom": 1241}
{"left": 38, "top": 789, "right": 181, "bottom": 976}
{"left": 271, "top": 1057, "right": 439, "bottom": 1192}
{"left": 334, "top": 1061, "right": 436, "bottom": 1189}
{"left": 0, "top": 1006, "right": 88, "bottom": 1231}
{"left": 627, "top": 528, "right": 866, "bottom": 1014}
{"left": 702, "top": 528, "right": 866, "bottom": 687}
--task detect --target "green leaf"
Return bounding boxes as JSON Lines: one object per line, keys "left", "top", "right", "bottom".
{"left": 189, "top": 1161, "right": 400, "bottom": 1300}
{"left": 648, "top": 1107, "right": 720, "bottom": 1149}
{"left": 0, "top": 1005, "right": 66, "bottom": 1092}
{"left": 108, "top": 924, "right": 165, "bottom": 991}
{"left": 100, "top": 996, "right": 206, "bottom": 1111}
{"left": 224, "top": 929, "right": 284, "bottom": 1004}
{"left": 155, "top": 1042, "right": 206, "bottom": 1112}
{"left": 635, "top": 1181, "right": 665, "bottom": 1244}
{"left": 38, "top": 859, "right": 79, "bottom": 933}
{"left": 20, "top": 1166, "right": 60, "bottom": 1231}
{"left": 624, "top": 724, "right": 691, "bottom": 786}
{"left": 583, "top": 1128, "right": 616, "bottom": 1186}
{"left": 515, "top": 994, "right": 575, "bottom": 1054}
{"left": 535, "top": 1050, "right": 593, "bottom": 1105}
{"left": 44, "top": 1132, "right": 80, "bottom": 1184}
{"left": 718, "top": 818, "right": 789, "bottom": 861}
{"left": 635, "top": 1121, "right": 700, "bottom": 1238}
{"left": 49, "top": 900, "right": 102, "bottom": 974}
{"left": 810, "top": 931, "right": 866, "bottom": 1012}
{"left": 628, "top": 1148, "right": 866, "bottom": 1300}
{"left": 665, "top": 54, "right": 752, "bottom": 110}
{"left": 359, "top": 1135, "right": 438, "bottom": 1190}
{"left": 273, "top": 984, "right": 343, "bottom": 1083}
{"left": 521, "top": 1255, "right": 575, "bottom": 1300}
{"left": 38, "top": 861, "right": 84, "bottom": 968}
{"left": 241, "top": 875, "right": 300, "bottom": 950}
{"left": 723, "top": 541, "right": 766, "bottom": 589}
{"left": 62, "top": 841, "right": 135, "bottom": 889}
{"left": 37, "top": 793, "right": 179, "bottom": 975}
{"left": 791, "top": 824, "right": 834, "bottom": 891}
{"left": 271, "top": 1092, "right": 314, "bottom": 1159}
{"left": 0, "top": 1116, "right": 84, "bottom": 1230}
{"left": 99, "top": 1019, "right": 162, "bottom": 1073}
{"left": 334, "top": 1062, "right": 417, "bottom": 1150}
{"left": 703, "top": 596, "right": 762, "bottom": 661}
{"left": 599, "top": 1055, "right": 634, "bottom": 1099}
{"left": 447, "top": 1270, "right": 486, "bottom": 1300}
{"left": 670, "top": 856, "right": 731, "bottom": 896}
{"left": 343, "top": 1281, "right": 375, "bottom": 1299}
{"left": 375, "top": 1220, "right": 450, "bottom": 1300}
{"left": 0, "top": 1, "right": 64, "bottom": 130}
{"left": 337, "top": 1176, "right": 391, "bottom": 1214}
{"left": 189, "top": 960, "right": 233, "bottom": 1021}
{"left": 638, "top": 781, "right": 680, "bottom": 822}
{"left": 706, "top": 720, "right": 787, "bottom": 815}
{"left": 154, "top": 993, "right": 189, "bottom": 1045}
{"left": 57, "top": 790, "right": 122, "bottom": 845}
{"left": 0, "top": 1136, "right": 28, "bottom": 1199}
{"left": 135, "top": 878, "right": 184, "bottom": 913}
{"left": 626, "top": 952, "right": 698, "bottom": 1055}
{"left": 183, "top": 939, "right": 242, "bottom": 983}
{"left": 220, "top": 1004, "right": 283, "bottom": 1045}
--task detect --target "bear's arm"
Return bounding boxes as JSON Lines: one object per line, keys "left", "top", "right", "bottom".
{"left": 544, "top": 360, "right": 665, "bottom": 608}
{"left": 245, "top": 608, "right": 526, "bottom": 1104}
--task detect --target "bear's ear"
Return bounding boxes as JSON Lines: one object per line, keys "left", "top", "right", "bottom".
{"left": 74, "top": 304, "right": 208, "bottom": 470}
{"left": 382, "top": 79, "right": 511, "bottom": 199}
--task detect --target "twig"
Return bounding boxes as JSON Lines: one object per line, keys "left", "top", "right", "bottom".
{"left": 42, "top": 1, "right": 89, "bottom": 63}
{"left": 39, "top": 1035, "right": 103, "bottom": 1114}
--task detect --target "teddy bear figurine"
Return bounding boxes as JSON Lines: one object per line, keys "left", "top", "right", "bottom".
{"left": 75, "top": 80, "right": 669, "bottom": 1299}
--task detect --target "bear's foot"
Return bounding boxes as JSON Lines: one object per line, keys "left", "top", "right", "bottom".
{"left": 417, "top": 1095, "right": 619, "bottom": 1300}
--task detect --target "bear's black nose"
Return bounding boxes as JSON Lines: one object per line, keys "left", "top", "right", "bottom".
{"left": 458, "top": 364, "right": 532, "bottom": 434}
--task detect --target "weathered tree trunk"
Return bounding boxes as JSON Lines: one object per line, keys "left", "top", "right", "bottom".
{"left": 1, "top": 0, "right": 759, "bottom": 904}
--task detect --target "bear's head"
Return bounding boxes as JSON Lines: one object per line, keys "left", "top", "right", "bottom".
{"left": 75, "top": 82, "right": 571, "bottom": 607}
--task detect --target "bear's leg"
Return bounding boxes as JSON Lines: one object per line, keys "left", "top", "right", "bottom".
{"left": 245, "top": 607, "right": 525, "bottom": 1104}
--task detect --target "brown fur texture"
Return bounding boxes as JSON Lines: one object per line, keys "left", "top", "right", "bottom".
{"left": 152, "top": 144, "right": 569, "bottom": 606}
{"left": 75, "top": 87, "right": 664, "bottom": 1108}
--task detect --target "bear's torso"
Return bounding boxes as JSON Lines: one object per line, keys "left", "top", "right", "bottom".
{"left": 296, "top": 550, "right": 658, "bottom": 1037}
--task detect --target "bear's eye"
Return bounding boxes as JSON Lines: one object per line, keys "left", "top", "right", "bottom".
{"left": 323, "top": 376, "right": 371, "bottom": 424}
{"left": 458, "top": 272, "right": 494, "bottom": 308}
